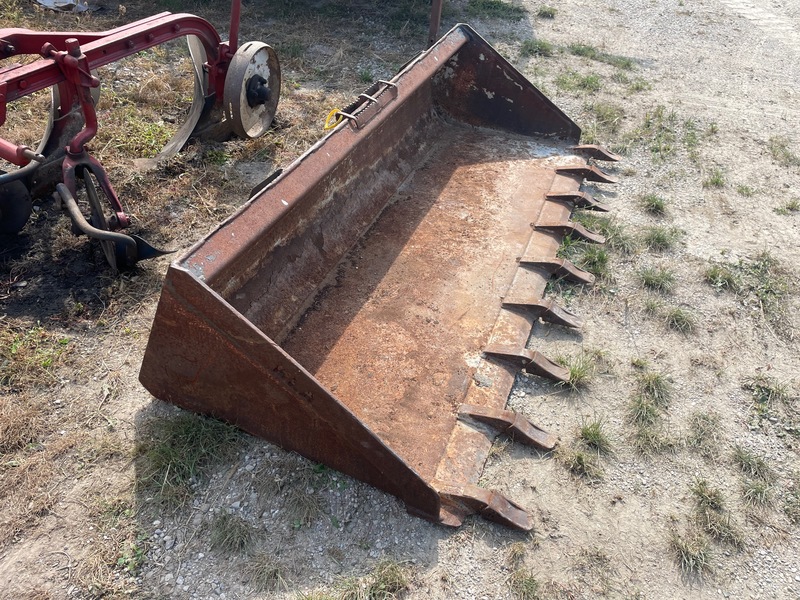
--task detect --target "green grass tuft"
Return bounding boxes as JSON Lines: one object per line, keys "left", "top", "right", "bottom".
{"left": 559, "top": 447, "right": 604, "bottom": 482}
{"left": 628, "top": 395, "right": 660, "bottom": 427}
{"left": 775, "top": 198, "right": 800, "bottom": 215}
{"left": 210, "top": 513, "right": 253, "bottom": 554}
{"left": 704, "top": 263, "right": 740, "bottom": 292}
{"left": 685, "top": 411, "right": 721, "bottom": 459}
{"left": 639, "top": 267, "right": 676, "bottom": 293}
{"left": 767, "top": 136, "right": 800, "bottom": 167}
{"left": 555, "top": 70, "right": 602, "bottom": 93}
{"left": 690, "top": 479, "right": 724, "bottom": 513}
{"left": 579, "top": 417, "right": 613, "bottom": 454}
{"left": 508, "top": 568, "right": 541, "bottom": 600}
{"left": 555, "top": 351, "right": 597, "bottom": 390}
{"left": 640, "top": 193, "right": 667, "bottom": 215}
{"left": 136, "top": 413, "right": 239, "bottom": 506}
{"left": 670, "top": 530, "right": 712, "bottom": 576}
{"left": 520, "top": 39, "right": 555, "bottom": 57}
{"left": 567, "top": 43, "right": 635, "bottom": 70}
{"left": 664, "top": 307, "right": 696, "bottom": 333}
{"left": 641, "top": 226, "right": 682, "bottom": 251}
{"left": 537, "top": 5, "right": 556, "bottom": 18}
{"left": 742, "top": 374, "right": 790, "bottom": 416}
{"left": 466, "top": 0, "right": 527, "bottom": 20}
{"left": 732, "top": 445, "right": 775, "bottom": 482}
{"left": 636, "top": 370, "right": 672, "bottom": 408}
{"left": 337, "top": 559, "right": 410, "bottom": 600}
{"left": 702, "top": 168, "right": 725, "bottom": 188}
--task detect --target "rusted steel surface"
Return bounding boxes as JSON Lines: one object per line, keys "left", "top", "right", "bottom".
{"left": 140, "top": 25, "right": 618, "bottom": 530}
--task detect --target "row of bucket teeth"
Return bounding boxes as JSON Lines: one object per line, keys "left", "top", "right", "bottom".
{"left": 433, "top": 145, "right": 619, "bottom": 530}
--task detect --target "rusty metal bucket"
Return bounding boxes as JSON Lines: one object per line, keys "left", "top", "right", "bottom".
{"left": 139, "top": 24, "right": 618, "bottom": 530}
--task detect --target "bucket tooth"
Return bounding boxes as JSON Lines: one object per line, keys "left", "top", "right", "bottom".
{"left": 484, "top": 345, "right": 570, "bottom": 383}
{"left": 483, "top": 345, "right": 536, "bottom": 367}
{"left": 524, "top": 351, "right": 570, "bottom": 383}
{"left": 570, "top": 144, "right": 622, "bottom": 162}
{"left": 519, "top": 257, "right": 595, "bottom": 285}
{"left": 546, "top": 191, "right": 609, "bottom": 212}
{"left": 435, "top": 482, "right": 533, "bottom": 530}
{"left": 503, "top": 298, "right": 583, "bottom": 329}
{"left": 556, "top": 165, "right": 618, "bottom": 184}
{"left": 458, "top": 404, "right": 557, "bottom": 450}
{"left": 536, "top": 221, "right": 606, "bottom": 244}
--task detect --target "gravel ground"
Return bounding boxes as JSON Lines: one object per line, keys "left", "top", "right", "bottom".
{"left": 2, "top": 0, "right": 799, "bottom": 598}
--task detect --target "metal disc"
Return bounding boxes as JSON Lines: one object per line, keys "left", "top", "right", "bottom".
{"left": 83, "top": 171, "right": 118, "bottom": 271}
{"left": 223, "top": 42, "right": 281, "bottom": 139}
{"left": 0, "top": 175, "right": 32, "bottom": 235}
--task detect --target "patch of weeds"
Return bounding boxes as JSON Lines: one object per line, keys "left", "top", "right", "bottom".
{"left": 775, "top": 198, "right": 800, "bottom": 215}
{"left": 536, "top": 5, "right": 556, "bottom": 18}
{"left": 0, "top": 396, "right": 46, "bottom": 453}
{"left": 736, "top": 184, "right": 754, "bottom": 197}
{"left": 703, "top": 168, "right": 725, "bottom": 188}
{"left": 643, "top": 297, "right": 662, "bottom": 315}
{"left": 664, "top": 307, "right": 696, "bottom": 333}
{"left": 210, "top": 512, "right": 253, "bottom": 554}
{"left": 697, "top": 509, "right": 742, "bottom": 547}
{"left": 247, "top": 551, "right": 288, "bottom": 593}
{"left": 636, "top": 370, "right": 672, "bottom": 408}
{"left": 685, "top": 411, "right": 721, "bottom": 459}
{"left": 520, "top": 39, "right": 555, "bottom": 57}
{"left": 767, "top": 136, "right": 800, "bottom": 167}
{"left": 690, "top": 480, "right": 742, "bottom": 547}
{"left": 579, "top": 417, "right": 613, "bottom": 454}
{"left": 135, "top": 413, "right": 240, "bottom": 506}
{"left": 358, "top": 69, "right": 374, "bottom": 84}
{"left": 641, "top": 225, "right": 682, "bottom": 251}
{"left": 620, "top": 105, "right": 677, "bottom": 160}
{"left": 628, "top": 395, "right": 659, "bottom": 427}
{"left": 204, "top": 148, "right": 229, "bottom": 166}
{"left": 283, "top": 468, "right": 326, "bottom": 528}
{"left": 639, "top": 267, "right": 676, "bottom": 293}
{"left": 742, "top": 374, "right": 790, "bottom": 417}
{"left": 571, "top": 210, "right": 636, "bottom": 254}
{"left": 640, "top": 193, "right": 667, "bottom": 215}
{"left": 116, "top": 539, "right": 147, "bottom": 573}
{"left": 670, "top": 529, "right": 712, "bottom": 576}
{"left": 555, "top": 70, "right": 602, "bottom": 93}
{"left": 337, "top": 559, "right": 410, "bottom": 600}
{"left": 585, "top": 101, "right": 625, "bottom": 135}
{"left": 632, "top": 425, "right": 674, "bottom": 456}
{"left": 731, "top": 445, "right": 775, "bottom": 482}
{"left": 506, "top": 541, "right": 527, "bottom": 567}
{"left": 567, "top": 43, "right": 635, "bottom": 70}
{"left": 706, "top": 122, "right": 719, "bottom": 136}
{"left": 742, "top": 480, "right": 772, "bottom": 508}
{"left": 704, "top": 263, "right": 740, "bottom": 292}
{"left": 683, "top": 119, "right": 699, "bottom": 150}
{"left": 554, "top": 351, "right": 596, "bottom": 390}
{"left": 740, "top": 251, "right": 791, "bottom": 318}
{"left": 576, "top": 245, "right": 610, "bottom": 279}
{"left": 0, "top": 324, "right": 71, "bottom": 389}
{"left": 631, "top": 357, "right": 649, "bottom": 370}
{"left": 627, "top": 77, "right": 651, "bottom": 93}
{"left": 508, "top": 568, "right": 541, "bottom": 600}
{"left": 558, "top": 447, "right": 603, "bottom": 482}
{"left": 466, "top": 0, "right": 527, "bottom": 20}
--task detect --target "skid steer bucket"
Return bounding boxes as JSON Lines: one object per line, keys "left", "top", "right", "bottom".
{"left": 139, "top": 24, "right": 618, "bottom": 530}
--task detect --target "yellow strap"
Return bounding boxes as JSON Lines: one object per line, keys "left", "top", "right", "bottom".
{"left": 324, "top": 108, "right": 344, "bottom": 131}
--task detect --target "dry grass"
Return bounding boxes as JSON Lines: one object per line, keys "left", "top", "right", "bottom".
{"left": 337, "top": 559, "right": 411, "bottom": 600}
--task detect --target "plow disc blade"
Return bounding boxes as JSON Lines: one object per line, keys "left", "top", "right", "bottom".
{"left": 139, "top": 25, "right": 615, "bottom": 529}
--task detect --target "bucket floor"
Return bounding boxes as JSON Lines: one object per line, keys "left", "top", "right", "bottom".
{"left": 282, "top": 126, "right": 571, "bottom": 482}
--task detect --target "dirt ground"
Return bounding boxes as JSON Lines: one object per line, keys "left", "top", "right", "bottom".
{"left": 1, "top": 0, "right": 799, "bottom": 598}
